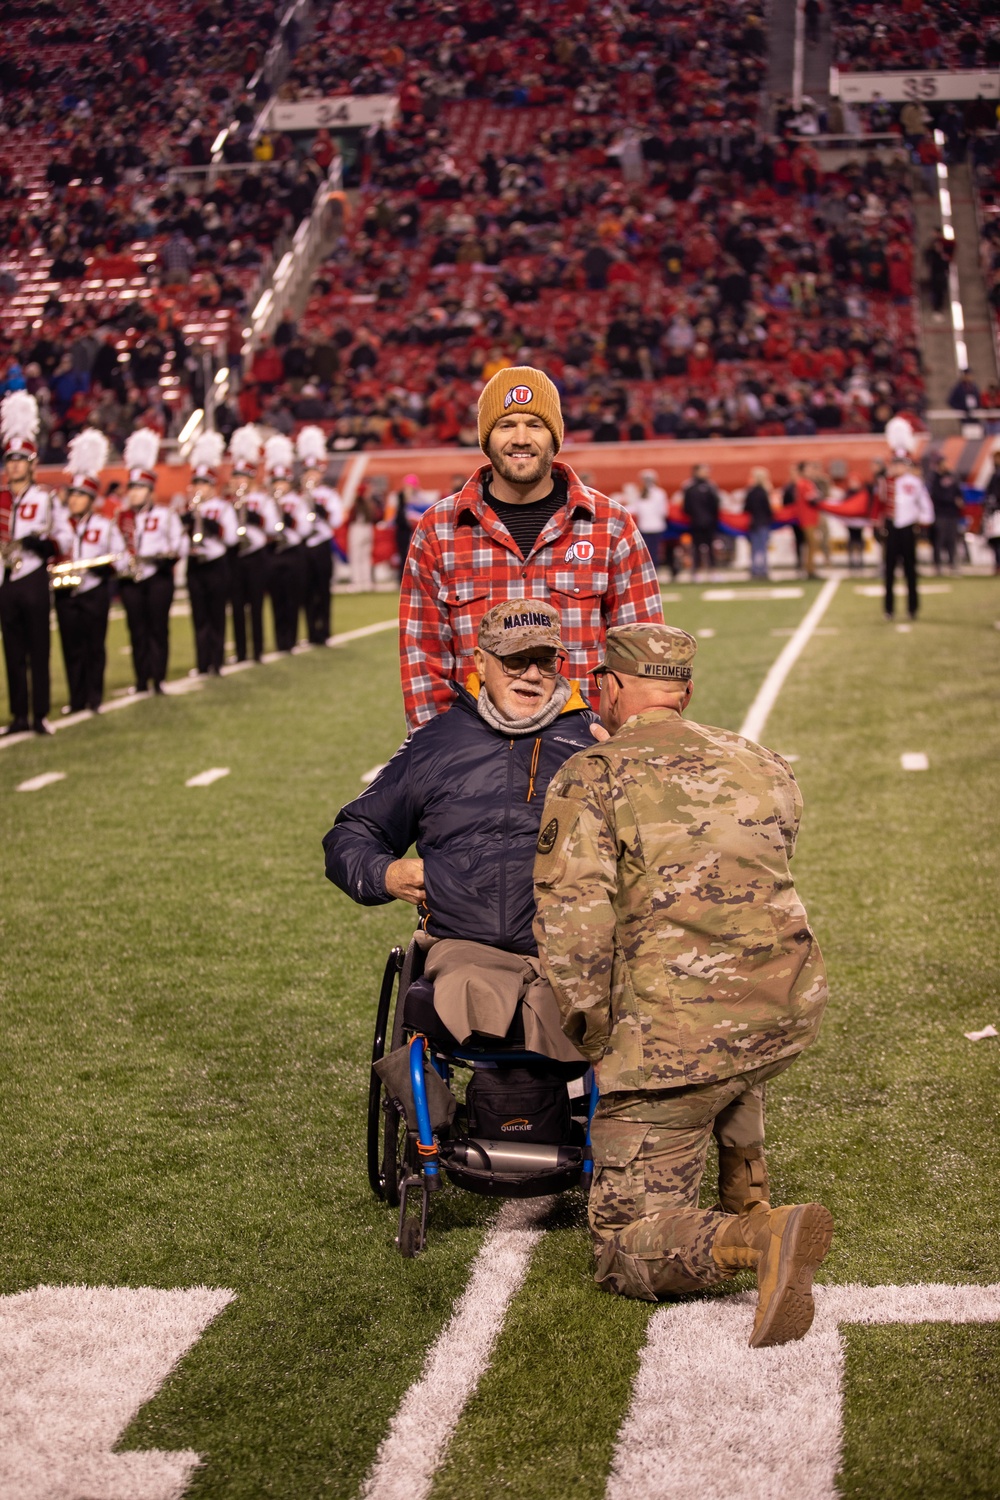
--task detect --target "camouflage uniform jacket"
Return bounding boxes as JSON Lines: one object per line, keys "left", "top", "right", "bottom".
{"left": 532, "top": 707, "right": 828, "bottom": 1092}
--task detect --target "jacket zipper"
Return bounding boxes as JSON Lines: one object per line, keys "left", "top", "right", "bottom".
{"left": 499, "top": 738, "right": 515, "bottom": 942}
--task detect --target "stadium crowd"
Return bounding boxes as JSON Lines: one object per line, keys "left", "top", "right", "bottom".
{"left": 238, "top": 0, "right": 924, "bottom": 449}
{"left": 0, "top": 0, "right": 324, "bottom": 459}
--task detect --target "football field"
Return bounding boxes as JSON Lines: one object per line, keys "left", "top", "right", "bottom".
{"left": 1, "top": 577, "right": 999, "bottom": 1499}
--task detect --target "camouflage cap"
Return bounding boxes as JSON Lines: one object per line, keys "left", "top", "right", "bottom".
{"left": 600, "top": 624, "right": 696, "bottom": 682}
{"left": 478, "top": 598, "right": 564, "bottom": 656}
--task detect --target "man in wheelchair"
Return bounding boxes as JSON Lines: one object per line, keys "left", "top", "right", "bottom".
{"left": 324, "top": 597, "right": 594, "bottom": 1065}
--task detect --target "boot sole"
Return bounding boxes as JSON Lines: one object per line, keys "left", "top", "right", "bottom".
{"left": 750, "top": 1203, "right": 834, "bottom": 1348}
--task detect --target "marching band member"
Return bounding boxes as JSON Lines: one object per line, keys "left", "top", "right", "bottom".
{"left": 264, "top": 433, "right": 309, "bottom": 653}
{"left": 182, "top": 432, "right": 237, "bottom": 676}
{"left": 228, "top": 425, "right": 273, "bottom": 663}
{"left": 297, "top": 425, "right": 341, "bottom": 645}
{"left": 119, "top": 426, "right": 182, "bottom": 695}
{"left": 52, "top": 428, "right": 125, "bottom": 714}
{"left": 0, "top": 391, "right": 56, "bottom": 734}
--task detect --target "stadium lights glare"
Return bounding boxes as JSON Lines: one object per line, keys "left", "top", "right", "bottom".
{"left": 213, "top": 367, "right": 230, "bottom": 385}
{"left": 211, "top": 128, "right": 229, "bottom": 154}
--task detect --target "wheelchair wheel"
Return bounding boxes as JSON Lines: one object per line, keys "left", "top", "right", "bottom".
{"left": 367, "top": 947, "right": 404, "bottom": 1200}
{"left": 382, "top": 1099, "right": 410, "bottom": 1208}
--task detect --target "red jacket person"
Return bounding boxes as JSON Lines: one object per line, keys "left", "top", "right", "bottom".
{"left": 399, "top": 366, "right": 663, "bottom": 729}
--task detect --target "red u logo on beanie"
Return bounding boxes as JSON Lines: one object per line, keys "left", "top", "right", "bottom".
{"left": 504, "top": 385, "right": 534, "bottom": 408}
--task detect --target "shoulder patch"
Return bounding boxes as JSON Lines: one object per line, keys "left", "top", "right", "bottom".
{"left": 537, "top": 817, "right": 559, "bottom": 855}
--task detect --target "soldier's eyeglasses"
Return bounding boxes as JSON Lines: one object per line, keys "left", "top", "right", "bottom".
{"left": 592, "top": 667, "right": 624, "bottom": 690}
{"left": 487, "top": 650, "right": 563, "bottom": 678}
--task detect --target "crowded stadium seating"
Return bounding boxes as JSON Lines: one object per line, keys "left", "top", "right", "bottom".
{"left": 0, "top": 0, "right": 306, "bottom": 457}
{"left": 239, "top": 0, "right": 925, "bottom": 449}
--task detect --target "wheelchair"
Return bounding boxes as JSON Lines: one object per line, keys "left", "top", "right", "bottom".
{"left": 368, "top": 935, "right": 599, "bottom": 1256}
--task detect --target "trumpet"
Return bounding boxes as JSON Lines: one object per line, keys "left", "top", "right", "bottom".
{"left": 1, "top": 538, "right": 24, "bottom": 579}
{"left": 50, "top": 551, "right": 129, "bottom": 591}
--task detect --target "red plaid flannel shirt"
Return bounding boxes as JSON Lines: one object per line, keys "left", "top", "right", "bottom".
{"left": 399, "top": 461, "right": 663, "bottom": 728}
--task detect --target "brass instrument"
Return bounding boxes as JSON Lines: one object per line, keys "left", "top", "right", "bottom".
{"left": 50, "top": 551, "right": 129, "bottom": 592}
{"left": 1, "top": 538, "right": 24, "bottom": 579}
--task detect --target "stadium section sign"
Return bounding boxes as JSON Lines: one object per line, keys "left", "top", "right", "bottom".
{"left": 267, "top": 95, "right": 398, "bottom": 132}
{"left": 831, "top": 69, "right": 1000, "bottom": 103}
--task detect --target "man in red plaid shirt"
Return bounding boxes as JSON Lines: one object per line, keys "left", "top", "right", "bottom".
{"left": 400, "top": 366, "right": 664, "bottom": 728}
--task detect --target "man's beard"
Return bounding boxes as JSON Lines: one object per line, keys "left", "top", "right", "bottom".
{"left": 490, "top": 446, "right": 553, "bottom": 487}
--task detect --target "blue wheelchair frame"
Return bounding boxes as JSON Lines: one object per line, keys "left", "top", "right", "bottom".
{"left": 369, "top": 943, "right": 599, "bottom": 1256}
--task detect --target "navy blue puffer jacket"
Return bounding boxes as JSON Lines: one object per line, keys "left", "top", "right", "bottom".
{"left": 324, "top": 682, "right": 595, "bottom": 954}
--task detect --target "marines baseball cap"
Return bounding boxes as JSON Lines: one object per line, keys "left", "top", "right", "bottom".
{"left": 599, "top": 624, "right": 697, "bottom": 682}
{"left": 478, "top": 598, "right": 564, "bottom": 657}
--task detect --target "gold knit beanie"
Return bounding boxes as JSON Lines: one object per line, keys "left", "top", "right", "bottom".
{"left": 477, "top": 366, "right": 564, "bottom": 454}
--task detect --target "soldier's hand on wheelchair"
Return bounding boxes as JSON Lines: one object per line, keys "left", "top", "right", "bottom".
{"left": 384, "top": 858, "right": 426, "bottom": 904}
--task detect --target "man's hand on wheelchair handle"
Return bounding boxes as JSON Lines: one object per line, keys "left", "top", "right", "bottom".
{"left": 384, "top": 857, "right": 426, "bottom": 904}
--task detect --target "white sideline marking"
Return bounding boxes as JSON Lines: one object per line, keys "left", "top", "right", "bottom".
{"left": 186, "top": 767, "right": 230, "bottom": 788}
{"left": 219, "top": 660, "right": 255, "bottom": 675}
{"left": 702, "top": 587, "right": 804, "bottom": 602}
{"left": 328, "top": 618, "right": 399, "bottom": 646}
{"left": 1, "top": 617, "right": 398, "bottom": 753}
{"left": 605, "top": 1282, "right": 1000, "bottom": 1500}
{"left": 896, "top": 623, "right": 912, "bottom": 634}
{"left": 360, "top": 1198, "right": 551, "bottom": 1500}
{"left": 361, "top": 763, "right": 387, "bottom": 785}
{"left": 855, "top": 583, "right": 952, "bottom": 597}
{"left": 901, "top": 752, "right": 929, "bottom": 771}
{"left": 0, "top": 1284, "right": 233, "bottom": 1500}
{"left": 965, "top": 1024, "right": 998, "bottom": 1041}
{"left": 739, "top": 578, "right": 840, "bottom": 745}
{"left": 778, "top": 753, "right": 800, "bottom": 763}
{"left": 16, "top": 771, "right": 66, "bottom": 792}
{"left": 696, "top": 628, "right": 715, "bottom": 639}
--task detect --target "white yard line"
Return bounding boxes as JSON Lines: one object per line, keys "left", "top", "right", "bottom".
{"left": 328, "top": 618, "right": 398, "bottom": 646}
{"left": 739, "top": 578, "right": 839, "bottom": 745}
{"left": 901, "top": 752, "right": 929, "bottom": 771}
{"left": 702, "top": 587, "right": 804, "bottom": 602}
{"left": 361, "top": 763, "right": 387, "bottom": 785}
{"left": 16, "top": 771, "right": 66, "bottom": 792}
{"left": 360, "top": 1198, "right": 551, "bottom": 1500}
{"left": 185, "top": 767, "right": 230, "bottom": 788}
{"left": 605, "top": 1283, "right": 1000, "bottom": 1500}
{"left": 2, "top": 617, "right": 398, "bottom": 754}
{"left": 0, "top": 1284, "right": 233, "bottom": 1500}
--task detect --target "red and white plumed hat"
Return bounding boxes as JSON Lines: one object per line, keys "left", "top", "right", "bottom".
{"left": 296, "top": 424, "right": 328, "bottom": 473}
{"left": 229, "top": 424, "right": 262, "bottom": 479}
{"left": 124, "top": 427, "right": 160, "bottom": 489}
{"left": 885, "top": 414, "right": 918, "bottom": 461}
{"left": 190, "top": 430, "right": 226, "bottom": 485}
{"left": 263, "top": 432, "right": 294, "bottom": 482}
{"left": 65, "top": 428, "right": 110, "bottom": 499}
{"left": 1, "top": 390, "right": 40, "bottom": 461}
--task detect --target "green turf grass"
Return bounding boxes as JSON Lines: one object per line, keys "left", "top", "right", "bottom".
{"left": 1, "top": 576, "right": 998, "bottom": 1497}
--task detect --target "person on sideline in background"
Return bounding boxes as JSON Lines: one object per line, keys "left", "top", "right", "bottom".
{"left": 624, "top": 468, "right": 669, "bottom": 577}
{"left": 883, "top": 450, "right": 934, "bottom": 620}
{"left": 928, "top": 454, "right": 963, "bottom": 575}
{"left": 743, "top": 467, "right": 774, "bottom": 580}
{"left": 533, "top": 624, "right": 832, "bottom": 1347}
{"left": 347, "top": 482, "right": 380, "bottom": 592}
{"left": 681, "top": 464, "right": 720, "bottom": 581}
{"left": 399, "top": 366, "right": 663, "bottom": 730}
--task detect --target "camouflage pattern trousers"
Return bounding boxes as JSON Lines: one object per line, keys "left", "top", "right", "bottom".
{"left": 589, "top": 1058, "right": 794, "bottom": 1301}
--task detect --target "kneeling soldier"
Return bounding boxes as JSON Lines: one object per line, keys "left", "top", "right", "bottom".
{"left": 534, "top": 624, "right": 832, "bottom": 1347}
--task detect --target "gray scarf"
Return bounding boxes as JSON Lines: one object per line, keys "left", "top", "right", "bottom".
{"left": 477, "top": 674, "right": 572, "bottom": 735}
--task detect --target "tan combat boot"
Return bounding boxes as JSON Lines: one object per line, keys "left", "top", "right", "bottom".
{"left": 717, "top": 1144, "right": 770, "bottom": 1213}
{"left": 713, "top": 1201, "right": 834, "bottom": 1347}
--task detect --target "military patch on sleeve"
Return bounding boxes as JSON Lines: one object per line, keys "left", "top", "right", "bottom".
{"left": 537, "top": 817, "right": 559, "bottom": 856}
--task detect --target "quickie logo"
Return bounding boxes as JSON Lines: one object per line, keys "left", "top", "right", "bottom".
{"left": 503, "top": 385, "right": 534, "bottom": 409}
{"left": 500, "top": 1117, "right": 532, "bottom": 1133}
